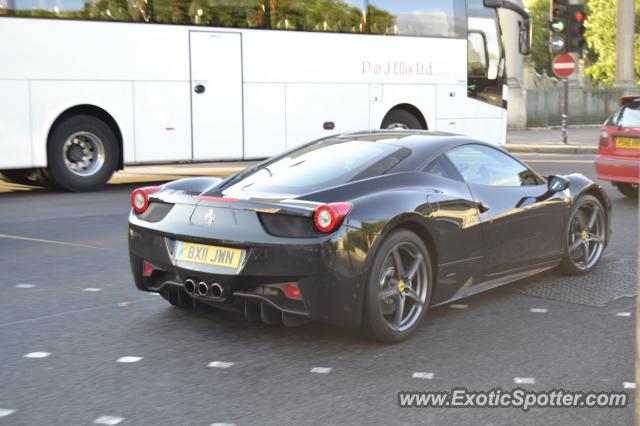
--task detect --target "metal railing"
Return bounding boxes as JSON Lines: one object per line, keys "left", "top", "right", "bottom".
{"left": 526, "top": 86, "right": 630, "bottom": 127}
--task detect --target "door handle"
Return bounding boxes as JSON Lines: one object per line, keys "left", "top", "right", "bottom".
{"left": 475, "top": 201, "right": 490, "bottom": 213}
{"left": 194, "top": 84, "right": 206, "bottom": 94}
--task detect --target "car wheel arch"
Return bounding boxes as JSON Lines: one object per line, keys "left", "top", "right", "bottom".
{"left": 365, "top": 214, "right": 439, "bottom": 289}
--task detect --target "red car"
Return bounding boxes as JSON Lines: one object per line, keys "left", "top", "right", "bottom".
{"left": 595, "top": 96, "right": 640, "bottom": 198}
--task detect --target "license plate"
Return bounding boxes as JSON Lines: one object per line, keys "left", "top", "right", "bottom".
{"left": 616, "top": 137, "right": 640, "bottom": 150}
{"left": 175, "top": 242, "right": 242, "bottom": 269}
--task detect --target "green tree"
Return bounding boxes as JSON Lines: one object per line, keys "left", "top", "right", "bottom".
{"left": 526, "top": 0, "right": 552, "bottom": 75}
{"left": 584, "top": 0, "right": 640, "bottom": 85}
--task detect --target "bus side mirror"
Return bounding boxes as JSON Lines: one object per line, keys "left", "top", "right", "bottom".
{"left": 518, "top": 20, "right": 532, "bottom": 55}
{"left": 483, "top": 0, "right": 504, "bottom": 7}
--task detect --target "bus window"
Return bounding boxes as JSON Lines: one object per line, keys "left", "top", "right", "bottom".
{"left": 154, "top": 0, "right": 264, "bottom": 27}
{"left": 367, "top": 0, "right": 466, "bottom": 38}
{"left": 268, "top": 0, "right": 366, "bottom": 33}
{"left": 467, "top": 31, "right": 488, "bottom": 78}
{"left": 467, "top": 0, "right": 505, "bottom": 107}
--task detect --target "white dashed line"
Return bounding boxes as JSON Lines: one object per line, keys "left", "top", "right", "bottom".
{"left": 83, "top": 288, "right": 102, "bottom": 292}
{"left": 529, "top": 308, "right": 547, "bottom": 313}
{"left": 616, "top": 312, "right": 632, "bottom": 317}
{"left": 24, "top": 352, "right": 50, "bottom": 359}
{"left": 514, "top": 377, "right": 536, "bottom": 385}
{"left": 210, "top": 423, "right": 236, "bottom": 426}
{"left": 310, "top": 367, "right": 332, "bottom": 374}
{"left": 449, "top": 304, "right": 468, "bottom": 309}
{"left": 412, "top": 372, "right": 434, "bottom": 379}
{"left": 117, "top": 356, "right": 143, "bottom": 363}
{"left": 208, "top": 361, "right": 234, "bottom": 369}
{"left": 93, "top": 416, "right": 125, "bottom": 425}
{"left": 624, "top": 382, "right": 636, "bottom": 390}
{"left": 14, "top": 284, "right": 35, "bottom": 289}
{"left": 0, "top": 409, "right": 16, "bottom": 418}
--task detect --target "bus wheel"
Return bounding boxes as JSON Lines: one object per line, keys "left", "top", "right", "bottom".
{"left": 381, "top": 109, "right": 422, "bottom": 130}
{"left": 47, "top": 115, "right": 120, "bottom": 192}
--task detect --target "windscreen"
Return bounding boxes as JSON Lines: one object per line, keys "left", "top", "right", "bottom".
{"left": 617, "top": 101, "right": 640, "bottom": 128}
{"left": 219, "top": 139, "right": 410, "bottom": 198}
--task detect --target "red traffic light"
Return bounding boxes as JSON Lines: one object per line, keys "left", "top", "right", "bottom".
{"left": 575, "top": 10, "right": 585, "bottom": 22}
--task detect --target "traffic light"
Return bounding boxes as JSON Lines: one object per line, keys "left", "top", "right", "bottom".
{"left": 549, "top": 0, "right": 569, "bottom": 54}
{"left": 567, "top": 5, "right": 587, "bottom": 54}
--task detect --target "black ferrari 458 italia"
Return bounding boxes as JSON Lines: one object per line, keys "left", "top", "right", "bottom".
{"left": 129, "top": 130, "right": 610, "bottom": 342}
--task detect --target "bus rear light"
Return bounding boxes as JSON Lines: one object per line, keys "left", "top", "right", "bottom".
{"left": 313, "top": 202, "right": 352, "bottom": 233}
{"left": 131, "top": 186, "right": 162, "bottom": 214}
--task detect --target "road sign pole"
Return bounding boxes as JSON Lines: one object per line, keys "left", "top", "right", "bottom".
{"left": 562, "top": 78, "right": 568, "bottom": 144}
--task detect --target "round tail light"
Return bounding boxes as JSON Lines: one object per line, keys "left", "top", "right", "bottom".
{"left": 131, "top": 186, "right": 162, "bottom": 214}
{"left": 313, "top": 202, "right": 352, "bottom": 233}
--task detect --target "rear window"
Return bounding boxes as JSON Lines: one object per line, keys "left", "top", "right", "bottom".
{"left": 616, "top": 101, "right": 640, "bottom": 128}
{"left": 219, "top": 139, "right": 410, "bottom": 197}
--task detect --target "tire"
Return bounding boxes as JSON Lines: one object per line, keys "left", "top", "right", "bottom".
{"left": 363, "top": 229, "right": 433, "bottom": 343}
{"left": 381, "top": 109, "right": 423, "bottom": 130}
{"left": 616, "top": 183, "right": 638, "bottom": 199}
{"left": 46, "top": 115, "right": 119, "bottom": 191}
{"left": 559, "top": 195, "right": 607, "bottom": 275}
{"left": 0, "top": 169, "right": 38, "bottom": 186}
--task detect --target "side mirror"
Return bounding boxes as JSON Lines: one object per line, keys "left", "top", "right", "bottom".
{"left": 483, "top": 0, "right": 504, "bottom": 6}
{"left": 548, "top": 175, "right": 569, "bottom": 193}
{"left": 518, "top": 20, "right": 532, "bottom": 55}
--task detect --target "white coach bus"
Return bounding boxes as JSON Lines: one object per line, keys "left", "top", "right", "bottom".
{"left": 0, "top": 0, "right": 530, "bottom": 191}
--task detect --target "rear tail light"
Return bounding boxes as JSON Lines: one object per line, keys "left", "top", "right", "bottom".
{"left": 280, "top": 283, "right": 302, "bottom": 300}
{"left": 131, "top": 186, "right": 162, "bottom": 214}
{"left": 599, "top": 128, "right": 610, "bottom": 147}
{"left": 142, "top": 260, "right": 155, "bottom": 277}
{"left": 313, "top": 202, "right": 352, "bottom": 233}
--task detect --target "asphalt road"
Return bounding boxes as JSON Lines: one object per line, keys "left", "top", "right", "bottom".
{"left": 0, "top": 153, "right": 636, "bottom": 425}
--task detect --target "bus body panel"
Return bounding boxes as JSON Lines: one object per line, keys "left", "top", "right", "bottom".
{"left": 243, "top": 83, "right": 286, "bottom": 159}
{"left": 285, "top": 83, "right": 370, "bottom": 150}
{"left": 133, "top": 81, "right": 192, "bottom": 163}
{"left": 0, "top": 80, "right": 32, "bottom": 169}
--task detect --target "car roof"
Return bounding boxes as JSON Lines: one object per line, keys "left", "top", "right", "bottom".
{"left": 334, "top": 129, "right": 497, "bottom": 169}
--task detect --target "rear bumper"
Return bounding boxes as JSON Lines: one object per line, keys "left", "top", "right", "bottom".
{"left": 128, "top": 223, "right": 368, "bottom": 327}
{"left": 595, "top": 155, "right": 640, "bottom": 184}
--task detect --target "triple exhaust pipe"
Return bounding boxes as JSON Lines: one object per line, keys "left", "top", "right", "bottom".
{"left": 184, "top": 278, "right": 225, "bottom": 300}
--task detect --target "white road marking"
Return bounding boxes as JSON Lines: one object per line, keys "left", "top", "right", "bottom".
{"left": 93, "top": 416, "right": 124, "bottom": 425}
{"left": 117, "top": 356, "right": 143, "bottom": 363}
{"left": 530, "top": 308, "right": 547, "bottom": 313}
{"left": 83, "top": 288, "right": 102, "bottom": 292}
{"left": 0, "top": 233, "right": 115, "bottom": 251}
{"left": 208, "top": 361, "right": 234, "bottom": 368}
{"left": 14, "top": 284, "right": 35, "bottom": 289}
{"left": 514, "top": 377, "right": 536, "bottom": 385}
{"left": 624, "top": 382, "right": 636, "bottom": 390}
{"left": 412, "top": 372, "right": 434, "bottom": 379}
{"left": 24, "top": 352, "right": 50, "bottom": 359}
{"left": 310, "top": 367, "right": 332, "bottom": 374}
{"left": 616, "top": 312, "right": 632, "bottom": 317}
{"left": 0, "top": 409, "right": 16, "bottom": 417}
{"left": 210, "top": 423, "right": 236, "bottom": 426}
{"left": 449, "top": 304, "right": 468, "bottom": 309}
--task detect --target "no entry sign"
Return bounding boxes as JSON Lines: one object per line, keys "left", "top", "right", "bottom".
{"left": 552, "top": 54, "right": 577, "bottom": 79}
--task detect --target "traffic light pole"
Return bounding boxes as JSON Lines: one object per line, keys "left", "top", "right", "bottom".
{"left": 561, "top": 78, "right": 568, "bottom": 144}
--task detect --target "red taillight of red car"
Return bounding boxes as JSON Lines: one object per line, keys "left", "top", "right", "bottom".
{"left": 131, "top": 186, "right": 162, "bottom": 214}
{"left": 313, "top": 202, "right": 352, "bottom": 233}
{"left": 599, "top": 128, "right": 610, "bottom": 147}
